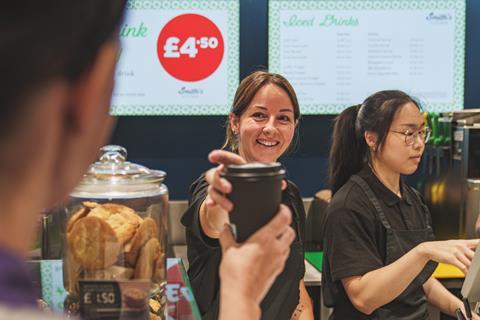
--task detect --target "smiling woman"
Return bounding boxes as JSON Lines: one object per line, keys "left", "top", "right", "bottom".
{"left": 224, "top": 72, "right": 300, "bottom": 163}
{"left": 229, "top": 84, "right": 295, "bottom": 163}
{"left": 181, "top": 71, "right": 313, "bottom": 320}
{"left": 223, "top": 71, "right": 300, "bottom": 158}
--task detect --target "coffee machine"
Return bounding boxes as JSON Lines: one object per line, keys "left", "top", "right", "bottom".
{"left": 422, "top": 110, "right": 480, "bottom": 240}
{"left": 452, "top": 111, "right": 480, "bottom": 238}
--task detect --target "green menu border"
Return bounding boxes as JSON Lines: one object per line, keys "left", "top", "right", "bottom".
{"left": 268, "top": 0, "right": 466, "bottom": 114}
{"left": 111, "top": 0, "right": 240, "bottom": 115}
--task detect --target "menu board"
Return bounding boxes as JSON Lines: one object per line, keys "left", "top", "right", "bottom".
{"left": 111, "top": 0, "right": 239, "bottom": 115}
{"left": 269, "top": 0, "right": 466, "bottom": 114}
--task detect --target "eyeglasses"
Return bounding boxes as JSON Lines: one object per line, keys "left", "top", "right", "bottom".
{"left": 390, "top": 127, "right": 432, "bottom": 146}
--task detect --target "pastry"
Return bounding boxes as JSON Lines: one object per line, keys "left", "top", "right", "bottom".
{"left": 149, "top": 299, "right": 161, "bottom": 313}
{"left": 149, "top": 312, "right": 161, "bottom": 320}
{"left": 152, "top": 251, "right": 165, "bottom": 283}
{"left": 102, "top": 203, "right": 144, "bottom": 225}
{"left": 123, "top": 288, "right": 147, "bottom": 309}
{"left": 105, "top": 212, "right": 139, "bottom": 244}
{"left": 69, "top": 216, "right": 120, "bottom": 270}
{"left": 125, "top": 217, "right": 158, "bottom": 266}
{"left": 88, "top": 203, "right": 140, "bottom": 244}
{"left": 88, "top": 265, "right": 134, "bottom": 280}
{"left": 134, "top": 238, "right": 160, "bottom": 280}
{"left": 82, "top": 201, "right": 100, "bottom": 209}
{"left": 66, "top": 206, "right": 90, "bottom": 234}
{"left": 87, "top": 205, "right": 111, "bottom": 221}
{"left": 66, "top": 252, "right": 82, "bottom": 294}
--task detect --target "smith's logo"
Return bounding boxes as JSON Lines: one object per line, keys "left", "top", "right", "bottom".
{"left": 178, "top": 86, "right": 204, "bottom": 97}
{"left": 426, "top": 12, "right": 452, "bottom": 22}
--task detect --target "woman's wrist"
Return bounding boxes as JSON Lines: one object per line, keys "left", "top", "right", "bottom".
{"left": 220, "top": 288, "right": 261, "bottom": 320}
{"left": 199, "top": 200, "right": 220, "bottom": 237}
{"left": 450, "top": 298, "right": 464, "bottom": 317}
{"left": 414, "top": 242, "right": 431, "bottom": 262}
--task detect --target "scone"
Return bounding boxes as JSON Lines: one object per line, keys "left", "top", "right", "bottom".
{"left": 69, "top": 216, "right": 121, "bottom": 270}
{"left": 125, "top": 217, "right": 158, "bottom": 266}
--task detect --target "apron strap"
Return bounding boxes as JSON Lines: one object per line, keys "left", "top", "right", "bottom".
{"left": 351, "top": 175, "right": 392, "bottom": 229}
{"left": 408, "top": 187, "right": 434, "bottom": 230}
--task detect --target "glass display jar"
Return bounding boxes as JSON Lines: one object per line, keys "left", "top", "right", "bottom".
{"left": 62, "top": 145, "right": 168, "bottom": 320}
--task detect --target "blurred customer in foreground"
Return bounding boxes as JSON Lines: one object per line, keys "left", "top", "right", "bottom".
{"left": 0, "top": 0, "right": 126, "bottom": 313}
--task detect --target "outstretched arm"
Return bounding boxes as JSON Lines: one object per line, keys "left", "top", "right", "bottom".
{"left": 342, "top": 239, "right": 478, "bottom": 315}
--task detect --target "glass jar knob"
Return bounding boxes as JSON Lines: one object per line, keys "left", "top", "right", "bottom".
{"left": 99, "top": 145, "right": 127, "bottom": 164}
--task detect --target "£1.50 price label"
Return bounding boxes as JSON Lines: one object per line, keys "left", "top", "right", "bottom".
{"left": 157, "top": 14, "right": 224, "bottom": 82}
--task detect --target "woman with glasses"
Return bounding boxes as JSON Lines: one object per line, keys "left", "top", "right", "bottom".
{"left": 322, "top": 90, "right": 479, "bottom": 319}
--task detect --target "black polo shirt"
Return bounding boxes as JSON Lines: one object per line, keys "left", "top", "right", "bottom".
{"left": 322, "top": 166, "right": 434, "bottom": 319}
{"left": 181, "top": 173, "right": 306, "bottom": 320}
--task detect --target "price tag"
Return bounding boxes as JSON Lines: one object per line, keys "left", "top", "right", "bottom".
{"left": 157, "top": 13, "right": 224, "bottom": 82}
{"left": 79, "top": 281, "right": 121, "bottom": 320}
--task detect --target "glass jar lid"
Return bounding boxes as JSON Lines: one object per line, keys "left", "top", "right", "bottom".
{"left": 71, "top": 145, "right": 166, "bottom": 199}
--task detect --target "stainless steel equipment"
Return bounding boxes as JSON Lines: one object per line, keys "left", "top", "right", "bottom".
{"left": 423, "top": 110, "right": 480, "bottom": 240}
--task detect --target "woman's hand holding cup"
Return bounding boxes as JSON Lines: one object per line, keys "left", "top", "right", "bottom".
{"left": 204, "top": 150, "right": 246, "bottom": 211}
{"left": 201, "top": 150, "right": 246, "bottom": 236}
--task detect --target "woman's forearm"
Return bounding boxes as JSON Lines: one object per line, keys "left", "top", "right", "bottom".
{"left": 291, "top": 280, "right": 314, "bottom": 320}
{"left": 423, "top": 277, "right": 462, "bottom": 317}
{"left": 342, "top": 244, "right": 430, "bottom": 315}
{"left": 199, "top": 200, "right": 228, "bottom": 238}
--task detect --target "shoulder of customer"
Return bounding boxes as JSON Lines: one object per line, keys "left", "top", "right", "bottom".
{"left": 0, "top": 305, "right": 64, "bottom": 320}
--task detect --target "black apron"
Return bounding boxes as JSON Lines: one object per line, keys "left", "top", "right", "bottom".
{"left": 200, "top": 188, "right": 305, "bottom": 320}
{"left": 260, "top": 192, "right": 305, "bottom": 320}
{"left": 351, "top": 175, "right": 437, "bottom": 320}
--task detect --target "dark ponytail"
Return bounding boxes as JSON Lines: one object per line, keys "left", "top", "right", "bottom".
{"left": 329, "top": 105, "right": 366, "bottom": 195}
{"left": 329, "top": 90, "right": 421, "bottom": 195}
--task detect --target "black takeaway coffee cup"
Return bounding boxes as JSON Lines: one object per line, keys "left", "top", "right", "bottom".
{"left": 221, "top": 162, "right": 285, "bottom": 242}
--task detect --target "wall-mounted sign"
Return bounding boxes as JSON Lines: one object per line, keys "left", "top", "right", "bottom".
{"left": 269, "top": 0, "right": 466, "bottom": 114}
{"left": 112, "top": 0, "right": 239, "bottom": 115}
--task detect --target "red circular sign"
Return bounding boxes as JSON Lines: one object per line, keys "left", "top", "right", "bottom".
{"left": 157, "top": 14, "right": 224, "bottom": 82}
